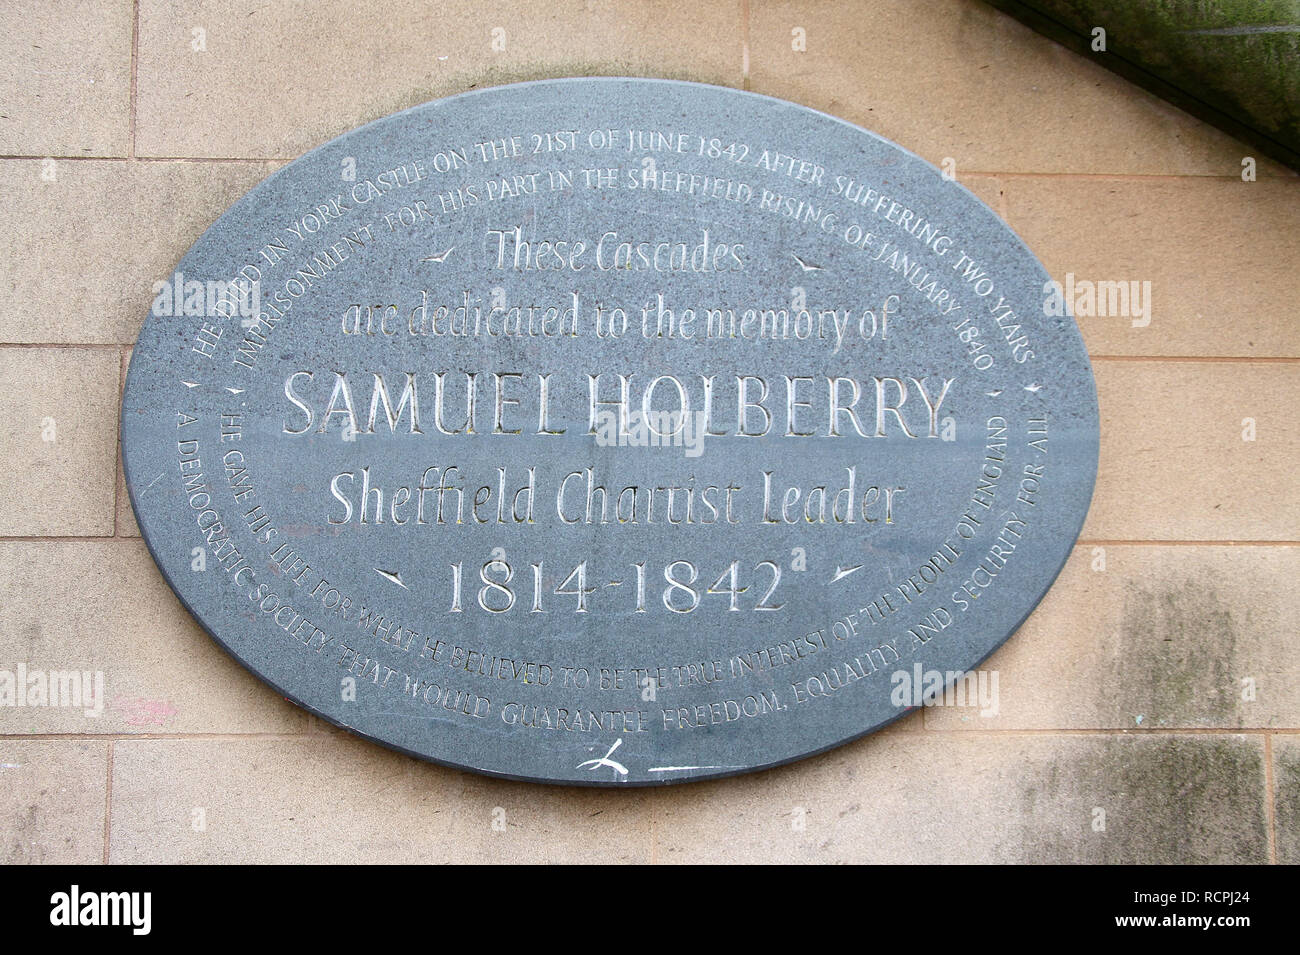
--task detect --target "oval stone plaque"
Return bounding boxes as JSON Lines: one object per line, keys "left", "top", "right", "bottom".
{"left": 123, "top": 78, "right": 1098, "bottom": 785}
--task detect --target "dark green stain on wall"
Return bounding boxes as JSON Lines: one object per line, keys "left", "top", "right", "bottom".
{"left": 983, "top": 1, "right": 1300, "bottom": 170}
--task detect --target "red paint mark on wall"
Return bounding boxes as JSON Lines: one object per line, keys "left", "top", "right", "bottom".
{"left": 111, "top": 696, "right": 179, "bottom": 727}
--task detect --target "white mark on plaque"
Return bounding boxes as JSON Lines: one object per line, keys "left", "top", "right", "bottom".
{"left": 830, "top": 564, "right": 863, "bottom": 583}
{"left": 577, "top": 739, "right": 628, "bottom": 779}
{"left": 790, "top": 252, "right": 823, "bottom": 272}
{"left": 648, "top": 765, "right": 743, "bottom": 774}
{"left": 374, "top": 568, "right": 408, "bottom": 589}
{"left": 421, "top": 247, "right": 456, "bottom": 263}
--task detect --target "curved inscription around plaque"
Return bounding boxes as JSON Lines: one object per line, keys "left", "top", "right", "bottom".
{"left": 123, "top": 79, "right": 1099, "bottom": 785}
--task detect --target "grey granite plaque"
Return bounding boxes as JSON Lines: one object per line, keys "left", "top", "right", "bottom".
{"left": 123, "top": 79, "right": 1098, "bottom": 785}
